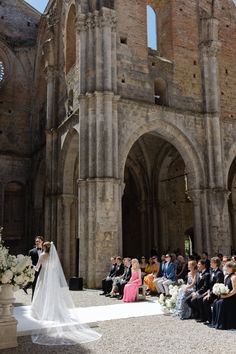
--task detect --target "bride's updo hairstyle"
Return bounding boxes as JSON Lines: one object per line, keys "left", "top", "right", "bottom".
{"left": 43, "top": 241, "right": 51, "bottom": 253}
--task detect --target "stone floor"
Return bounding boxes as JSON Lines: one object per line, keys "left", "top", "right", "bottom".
{"left": 2, "top": 289, "right": 236, "bottom": 354}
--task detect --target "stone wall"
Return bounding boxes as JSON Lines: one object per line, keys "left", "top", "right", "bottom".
{"left": 1, "top": 0, "right": 236, "bottom": 287}
{"left": 0, "top": 0, "right": 39, "bottom": 253}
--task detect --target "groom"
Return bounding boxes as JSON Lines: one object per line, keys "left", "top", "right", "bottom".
{"left": 23, "top": 235, "right": 44, "bottom": 298}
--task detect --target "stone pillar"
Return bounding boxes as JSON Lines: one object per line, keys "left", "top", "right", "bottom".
{"left": 0, "top": 182, "right": 4, "bottom": 226}
{"left": 199, "top": 16, "right": 231, "bottom": 255}
{"left": 188, "top": 189, "right": 204, "bottom": 255}
{"left": 44, "top": 66, "right": 58, "bottom": 241}
{"left": 77, "top": 7, "right": 120, "bottom": 287}
{"left": 232, "top": 206, "right": 236, "bottom": 252}
{"left": 60, "top": 194, "right": 74, "bottom": 278}
{"left": 158, "top": 200, "right": 169, "bottom": 252}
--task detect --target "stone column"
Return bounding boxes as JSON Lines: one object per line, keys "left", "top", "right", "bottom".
{"left": 44, "top": 66, "right": 58, "bottom": 240}
{"left": 77, "top": 14, "right": 87, "bottom": 94}
{"left": 158, "top": 200, "right": 169, "bottom": 252}
{"left": 61, "top": 194, "right": 74, "bottom": 278}
{"left": 199, "top": 16, "right": 231, "bottom": 255}
{"left": 0, "top": 182, "right": 4, "bottom": 226}
{"left": 232, "top": 205, "right": 236, "bottom": 252}
{"left": 188, "top": 189, "right": 204, "bottom": 255}
{"left": 77, "top": 8, "right": 120, "bottom": 287}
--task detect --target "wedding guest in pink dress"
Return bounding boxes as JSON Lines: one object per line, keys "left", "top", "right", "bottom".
{"left": 123, "top": 259, "right": 142, "bottom": 302}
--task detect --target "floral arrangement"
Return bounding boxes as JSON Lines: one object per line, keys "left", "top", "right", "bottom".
{"left": 158, "top": 279, "right": 185, "bottom": 313}
{"left": 212, "top": 283, "right": 229, "bottom": 296}
{"left": 0, "top": 241, "right": 34, "bottom": 291}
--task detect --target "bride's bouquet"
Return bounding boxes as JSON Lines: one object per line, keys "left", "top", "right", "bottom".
{"left": 0, "top": 240, "right": 34, "bottom": 291}
{"left": 212, "top": 283, "right": 230, "bottom": 296}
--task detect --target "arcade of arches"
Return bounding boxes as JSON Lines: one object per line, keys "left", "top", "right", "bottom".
{"left": 1, "top": 0, "right": 236, "bottom": 288}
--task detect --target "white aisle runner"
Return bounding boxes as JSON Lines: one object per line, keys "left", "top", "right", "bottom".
{"left": 14, "top": 300, "right": 164, "bottom": 336}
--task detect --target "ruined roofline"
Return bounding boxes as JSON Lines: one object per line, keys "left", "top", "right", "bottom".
{"left": 21, "top": 0, "right": 41, "bottom": 17}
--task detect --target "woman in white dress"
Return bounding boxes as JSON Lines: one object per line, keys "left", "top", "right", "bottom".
{"left": 31, "top": 241, "right": 101, "bottom": 345}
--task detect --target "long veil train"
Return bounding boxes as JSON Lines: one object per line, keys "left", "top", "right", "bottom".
{"left": 30, "top": 243, "right": 101, "bottom": 345}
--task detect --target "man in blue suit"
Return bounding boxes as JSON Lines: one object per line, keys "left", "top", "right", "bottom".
{"left": 154, "top": 254, "right": 176, "bottom": 295}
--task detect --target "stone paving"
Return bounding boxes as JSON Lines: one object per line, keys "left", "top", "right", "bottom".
{"left": 2, "top": 289, "right": 236, "bottom": 354}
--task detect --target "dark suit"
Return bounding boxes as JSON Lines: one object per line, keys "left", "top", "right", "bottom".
{"left": 116, "top": 266, "right": 132, "bottom": 297}
{"left": 186, "top": 269, "right": 210, "bottom": 319}
{"left": 101, "top": 263, "right": 117, "bottom": 294}
{"left": 163, "top": 262, "right": 176, "bottom": 281}
{"left": 25, "top": 247, "right": 42, "bottom": 298}
{"left": 198, "top": 268, "right": 224, "bottom": 322}
{"left": 104, "top": 263, "right": 124, "bottom": 294}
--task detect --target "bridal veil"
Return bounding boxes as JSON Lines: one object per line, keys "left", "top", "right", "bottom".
{"left": 31, "top": 242, "right": 101, "bottom": 345}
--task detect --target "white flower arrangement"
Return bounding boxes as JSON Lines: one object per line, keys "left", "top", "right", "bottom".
{"left": 158, "top": 283, "right": 183, "bottom": 313}
{"left": 0, "top": 241, "right": 34, "bottom": 291}
{"left": 212, "top": 283, "right": 229, "bottom": 296}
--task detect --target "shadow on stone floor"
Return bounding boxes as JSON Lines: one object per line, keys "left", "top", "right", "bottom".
{"left": 1, "top": 336, "right": 92, "bottom": 354}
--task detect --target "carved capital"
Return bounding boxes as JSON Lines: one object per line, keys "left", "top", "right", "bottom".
{"left": 187, "top": 189, "right": 203, "bottom": 206}
{"left": 44, "top": 65, "right": 57, "bottom": 81}
{"left": 76, "top": 10, "right": 117, "bottom": 32}
{"left": 42, "top": 37, "right": 55, "bottom": 66}
{"left": 200, "top": 41, "right": 221, "bottom": 57}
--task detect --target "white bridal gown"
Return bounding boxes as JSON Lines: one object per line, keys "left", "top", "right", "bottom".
{"left": 30, "top": 243, "right": 101, "bottom": 345}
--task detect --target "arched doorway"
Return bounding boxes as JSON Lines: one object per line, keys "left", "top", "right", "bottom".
{"left": 228, "top": 156, "right": 236, "bottom": 254}
{"left": 122, "top": 132, "right": 194, "bottom": 258}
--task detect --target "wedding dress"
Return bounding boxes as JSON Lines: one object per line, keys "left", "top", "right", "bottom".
{"left": 30, "top": 243, "right": 101, "bottom": 345}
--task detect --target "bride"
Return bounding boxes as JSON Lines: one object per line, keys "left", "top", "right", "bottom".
{"left": 30, "top": 241, "right": 101, "bottom": 345}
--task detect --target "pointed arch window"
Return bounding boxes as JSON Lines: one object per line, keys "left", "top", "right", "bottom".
{"left": 147, "top": 5, "right": 157, "bottom": 50}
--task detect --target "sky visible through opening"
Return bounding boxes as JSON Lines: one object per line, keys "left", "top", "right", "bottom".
{"left": 25, "top": 0, "right": 157, "bottom": 49}
{"left": 25, "top": 0, "right": 236, "bottom": 49}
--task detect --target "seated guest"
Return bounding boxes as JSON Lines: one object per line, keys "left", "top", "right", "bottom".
{"left": 110, "top": 258, "right": 132, "bottom": 299}
{"left": 154, "top": 254, "right": 176, "bottom": 295}
{"left": 173, "top": 260, "right": 198, "bottom": 319}
{"left": 212, "top": 261, "right": 236, "bottom": 330}
{"left": 104, "top": 256, "right": 124, "bottom": 297}
{"left": 197, "top": 257, "right": 224, "bottom": 323}
{"left": 143, "top": 256, "right": 160, "bottom": 294}
{"left": 157, "top": 254, "right": 166, "bottom": 277}
{"left": 202, "top": 252, "right": 210, "bottom": 271}
{"left": 231, "top": 255, "right": 236, "bottom": 263}
{"left": 222, "top": 256, "right": 231, "bottom": 275}
{"left": 144, "top": 257, "right": 153, "bottom": 275}
{"left": 140, "top": 256, "right": 148, "bottom": 279}
{"left": 185, "top": 259, "right": 210, "bottom": 319}
{"left": 217, "top": 253, "right": 223, "bottom": 262}
{"left": 100, "top": 256, "right": 117, "bottom": 295}
{"left": 123, "top": 259, "right": 142, "bottom": 302}
{"left": 176, "top": 255, "right": 188, "bottom": 281}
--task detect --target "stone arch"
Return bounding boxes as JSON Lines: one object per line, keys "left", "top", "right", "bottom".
{"left": 65, "top": 4, "right": 76, "bottom": 74}
{"left": 121, "top": 119, "right": 205, "bottom": 190}
{"left": 58, "top": 128, "right": 79, "bottom": 278}
{"left": 61, "top": 129, "right": 79, "bottom": 194}
{"left": 121, "top": 119, "right": 204, "bottom": 257}
{"left": 225, "top": 142, "right": 236, "bottom": 185}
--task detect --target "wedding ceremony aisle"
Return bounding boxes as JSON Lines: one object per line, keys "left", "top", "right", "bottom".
{"left": 14, "top": 299, "right": 164, "bottom": 336}
{"left": 2, "top": 289, "right": 236, "bottom": 354}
